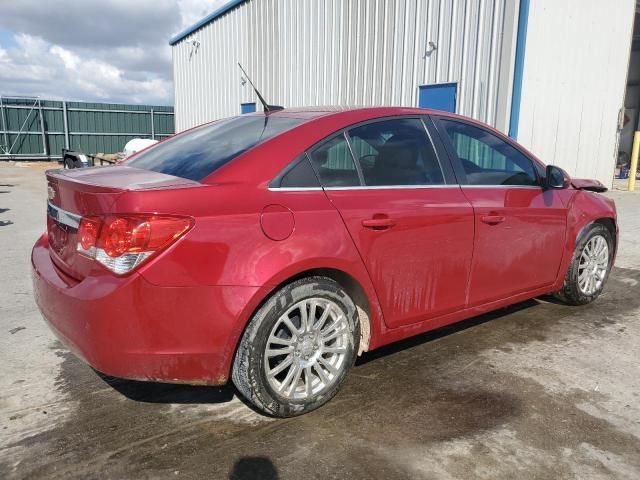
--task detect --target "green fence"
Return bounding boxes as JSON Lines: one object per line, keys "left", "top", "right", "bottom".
{"left": 0, "top": 96, "right": 174, "bottom": 159}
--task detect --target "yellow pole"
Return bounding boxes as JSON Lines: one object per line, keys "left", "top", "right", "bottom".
{"left": 629, "top": 131, "right": 640, "bottom": 192}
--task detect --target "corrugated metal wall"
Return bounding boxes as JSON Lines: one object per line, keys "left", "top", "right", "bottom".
{"left": 0, "top": 97, "right": 174, "bottom": 159}
{"left": 172, "top": 0, "right": 519, "bottom": 133}
{"left": 516, "top": 0, "right": 636, "bottom": 186}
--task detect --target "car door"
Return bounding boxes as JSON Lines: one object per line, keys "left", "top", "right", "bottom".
{"left": 433, "top": 116, "right": 567, "bottom": 306}
{"left": 308, "top": 117, "right": 474, "bottom": 329}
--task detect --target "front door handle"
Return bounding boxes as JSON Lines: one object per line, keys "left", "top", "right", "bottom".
{"left": 481, "top": 214, "right": 506, "bottom": 225}
{"left": 362, "top": 218, "right": 396, "bottom": 230}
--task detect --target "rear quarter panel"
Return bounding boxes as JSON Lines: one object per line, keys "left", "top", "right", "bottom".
{"left": 115, "top": 184, "right": 386, "bottom": 359}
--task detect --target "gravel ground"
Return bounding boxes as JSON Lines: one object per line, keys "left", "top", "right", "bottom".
{"left": 0, "top": 162, "right": 639, "bottom": 480}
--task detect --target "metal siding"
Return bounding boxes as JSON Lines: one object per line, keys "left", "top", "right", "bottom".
{"left": 0, "top": 97, "right": 174, "bottom": 158}
{"left": 516, "top": 0, "right": 635, "bottom": 186}
{"left": 172, "top": 0, "right": 519, "bottom": 134}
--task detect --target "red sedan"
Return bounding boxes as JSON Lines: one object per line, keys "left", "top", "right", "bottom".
{"left": 32, "top": 107, "right": 617, "bottom": 416}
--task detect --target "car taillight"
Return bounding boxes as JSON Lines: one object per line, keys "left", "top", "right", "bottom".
{"left": 76, "top": 214, "right": 193, "bottom": 275}
{"left": 78, "top": 216, "right": 100, "bottom": 252}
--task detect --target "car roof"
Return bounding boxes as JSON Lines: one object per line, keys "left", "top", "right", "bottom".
{"left": 241, "top": 105, "right": 485, "bottom": 129}
{"left": 205, "top": 105, "right": 547, "bottom": 186}
{"left": 243, "top": 106, "right": 439, "bottom": 121}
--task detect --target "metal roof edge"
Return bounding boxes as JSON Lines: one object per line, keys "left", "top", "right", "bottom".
{"left": 169, "top": 0, "right": 249, "bottom": 46}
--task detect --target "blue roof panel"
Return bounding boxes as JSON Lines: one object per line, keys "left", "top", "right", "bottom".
{"left": 169, "top": 0, "right": 249, "bottom": 45}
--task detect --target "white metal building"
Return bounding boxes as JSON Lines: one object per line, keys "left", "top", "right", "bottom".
{"left": 170, "top": 0, "right": 639, "bottom": 186}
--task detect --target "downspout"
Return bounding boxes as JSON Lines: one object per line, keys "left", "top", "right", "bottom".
{"left": 508, "top": 0, "right": 530, "bottom": 139}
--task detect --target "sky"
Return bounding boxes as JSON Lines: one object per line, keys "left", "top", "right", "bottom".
{"left": 0, "top": 0, "right": 227, "bottom": 106}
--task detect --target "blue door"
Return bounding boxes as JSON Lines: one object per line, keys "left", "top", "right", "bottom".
{"left": 418, "top": 83, "right": 457, "bottom": 112}
{"left": 241, "top": 102, "right": 256, "bottom": 114}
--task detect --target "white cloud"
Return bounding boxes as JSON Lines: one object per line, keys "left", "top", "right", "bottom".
{"left": 0, "top": 0, "right": 227, "bottom": 105}
{"left": 177, "top": 0, "right": 228, "bottom": 30}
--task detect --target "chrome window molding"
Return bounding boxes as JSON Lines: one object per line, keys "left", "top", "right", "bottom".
{"left": 47, "top": 202, "right": 81, "bottom": 229}
{"left": 268, "top": 185, "right": 455, "bottom": 192}
{"left": 268, "top": 184, "right": 545, "bottom": 191}
{"left": 461, "top": 185, "right": 542, "bottom": 189}
{"left": 267, "top": 187, "right": 324, "bottom": 192}
{"left": 323, "top": 184, "right": 455, "bottom": 191}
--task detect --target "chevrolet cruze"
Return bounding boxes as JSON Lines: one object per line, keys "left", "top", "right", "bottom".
{"left": 32, "top": 107, "right": 617, "bottom": 416}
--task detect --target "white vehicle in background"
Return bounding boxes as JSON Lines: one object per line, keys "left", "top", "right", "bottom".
{"left": 61, "top": 138, "right": 158, "bottom": 168}
{"left": 122, "top": 138, "right": 158, "bottom": 158}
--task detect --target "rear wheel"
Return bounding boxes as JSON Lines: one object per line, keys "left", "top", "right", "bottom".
{"left": 232, "top": 277, "right": 360, "bottom": 417}
{"left": 555, "top": 223, "right": 613, "bottom": 305}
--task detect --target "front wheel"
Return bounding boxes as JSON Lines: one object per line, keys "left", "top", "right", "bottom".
{"left": 232, "top": 277, "right": 360, "bottom": 417}
{"left": 555, "top": 223, "right": 614, "bottom": 305}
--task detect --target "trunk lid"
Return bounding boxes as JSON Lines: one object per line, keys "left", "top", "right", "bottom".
{"left": 45, "top": 166, "right": 199, "bottom": 279}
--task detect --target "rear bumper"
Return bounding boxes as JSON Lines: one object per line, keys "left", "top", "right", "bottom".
{"left": 31, "top": 233, "right": 260, "bottom": 385}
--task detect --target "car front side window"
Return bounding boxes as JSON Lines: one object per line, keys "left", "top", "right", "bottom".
{"left": 439, "top": 119, "right": 538, "bottom": 186}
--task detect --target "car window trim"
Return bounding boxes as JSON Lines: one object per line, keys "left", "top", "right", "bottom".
{"left": 422, "top": 115, "right": 460, "bottom": 185}
{"left": 461, "top": 185, "right": 543, "bottom": 190}
{"left": 268, "top": 115, "right": 459, "bottom": 191}
{"left": 323, "top": 184, "right": 460, "bottom": 191}
{"left": 431, "top": 115, "right": 543, "bottom": 187}
{"left": 267, "top": 186, "right": 324, "bottom": 192}
{"left": 342, "top": 132, "right": 366, "bottom": 186}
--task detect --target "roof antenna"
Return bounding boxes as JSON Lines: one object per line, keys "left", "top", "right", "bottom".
{"left": 237, "top": 62, "right": 283, "bottom": 113}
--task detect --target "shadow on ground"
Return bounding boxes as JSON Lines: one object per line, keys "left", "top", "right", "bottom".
{"left": 97, "top": 373, "right": 236, "bottom": 405}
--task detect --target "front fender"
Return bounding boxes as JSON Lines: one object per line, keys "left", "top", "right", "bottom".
{"left": 553, "top": 190, "right": 617, "bottom": 289}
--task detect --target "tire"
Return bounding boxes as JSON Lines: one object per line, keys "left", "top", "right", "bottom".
{"left": 555, "top": 223, "right": 614, "bottom": 305}
{"left": 64, "top": 156, "right": 79, "bottom": 169}
{"left": 232, "top": 276, "right": 360, "bottom": 417}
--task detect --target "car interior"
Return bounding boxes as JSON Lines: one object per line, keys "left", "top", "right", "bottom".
{"left": 310, "top": 119, "right": 446, "bottom": 187}
{"left": 440, "top": 119, "right": 539, "bottom": 186}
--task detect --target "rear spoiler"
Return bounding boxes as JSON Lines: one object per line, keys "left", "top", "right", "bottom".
{"left": 571, "top": 178, "right": 608, "bottom": 193}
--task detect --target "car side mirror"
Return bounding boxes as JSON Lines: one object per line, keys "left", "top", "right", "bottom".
{"left": 544, "top": 165, "right": 570, "bottom": 189}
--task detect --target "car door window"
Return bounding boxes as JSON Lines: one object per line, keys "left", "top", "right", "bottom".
{"left": 439, "top": 119, "right": 538, "bottom": 186}
{"left": 309, "top": 134, "right": 361, "bottom": 187}
{"left": 348, "top": 118, "right": 445, "bottom": 186}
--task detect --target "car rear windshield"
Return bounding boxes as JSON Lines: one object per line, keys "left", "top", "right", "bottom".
{"left": 127, "top": 115, "right": 302, "bottom": 181}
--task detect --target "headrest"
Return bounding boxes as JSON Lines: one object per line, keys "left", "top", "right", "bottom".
{"left": 377, "top": 136, "right": 418, "bottom": 170}
{"left": 312, "top": 149, "right": 328, "bottom": 165}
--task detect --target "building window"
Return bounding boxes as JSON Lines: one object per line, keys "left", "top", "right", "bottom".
{"left": 241, "top": 102, "right": 256, "bottom": 114}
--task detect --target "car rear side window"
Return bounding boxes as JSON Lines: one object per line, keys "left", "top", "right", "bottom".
{"left": 278, "top": 155, "right": 320, "bottom": 188}
{"left": 347, "top": 118, "right": 445, "bottom": 186}
{"left": 309, "top": 135, "right": 361, "bottom": 187}
{"left": 127, "top": 116, "right": 302, "bottom": 181}
{"left": 439, "top": 119, "right": 538, "bottom": 186}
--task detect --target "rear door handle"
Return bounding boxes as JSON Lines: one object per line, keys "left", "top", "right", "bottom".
{"left": 480, "top": 214, "right": 506, "bottom": 225}
{"left": 362, "top": 218, "right": 396, "bottom": 230}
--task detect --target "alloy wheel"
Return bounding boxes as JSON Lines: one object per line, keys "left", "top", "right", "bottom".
{"left": 264, "top": 298, "right": 350, "bottom": 400}
{"left": 577, "top": 234, "right": 609, "bottom": 296}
